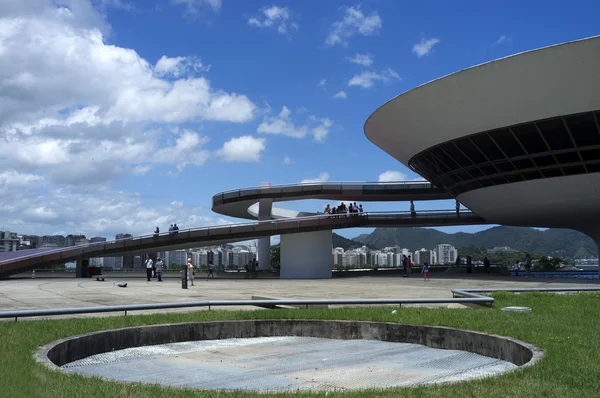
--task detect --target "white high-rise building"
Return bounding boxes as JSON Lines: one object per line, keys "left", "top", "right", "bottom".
{"left": 435, "top": 244, "right": 458, "bottom": 265}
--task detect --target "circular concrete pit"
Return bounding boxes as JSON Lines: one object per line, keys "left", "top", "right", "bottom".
{"left": 37, "top": 320, "right": 542, "bottom": 392}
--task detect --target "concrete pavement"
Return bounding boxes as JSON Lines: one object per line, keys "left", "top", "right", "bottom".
{"left": 1, "top": 272, "right": 597, "bottom": 318}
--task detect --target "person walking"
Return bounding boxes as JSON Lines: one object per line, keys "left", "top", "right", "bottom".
{"left": 410, "top": 201, "right": 416, "bottom": 218}
{"left": 483, "top": 256, "right": 490, "bottom": 273}
{"left": 456, "top": 200, "right": 460, "bottom": 216}
{"left": 187, "top": 259, "right": 195, "bottom": 286}
{"left": 144, "top": 255, "right": 153, "bottom": 282}
{"left": 401, "top": 255, "right": 408, "bottom": 277}
{"left": 155, "top": 257, "right": 164, "bottom": 282}
{"left": 422, "top": 262, "right": 430, "bottom": 281}
{"left": 407, "top": 255, "right": 412, "bottom": 274}
{"left": 206, "top": 261, "right": 214, "bottom": 280}
{"left": 525, "top": 254, "right": 532, "bottom": 277}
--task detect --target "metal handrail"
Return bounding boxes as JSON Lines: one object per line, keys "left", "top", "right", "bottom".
{"left": 217, "top": 180, "right": 435, "bottom": 195}
{"left": 0, "top": 210, "right": 477, "bottom": 265}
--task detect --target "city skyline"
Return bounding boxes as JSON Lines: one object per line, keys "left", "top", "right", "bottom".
{"left": 1, "top": 0, "right": 599, "bottom": 242}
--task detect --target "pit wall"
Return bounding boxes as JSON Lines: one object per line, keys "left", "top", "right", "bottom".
{"left": 37, "top": 320, "right": 542, "bottom": 370}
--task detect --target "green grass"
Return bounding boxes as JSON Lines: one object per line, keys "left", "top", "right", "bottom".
{"left": 2, "top": 292, "right": 600, "bottom": 397}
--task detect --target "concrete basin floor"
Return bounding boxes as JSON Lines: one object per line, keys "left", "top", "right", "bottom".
{"left": 62, "top": 336, "right": 516, "bottom": 391}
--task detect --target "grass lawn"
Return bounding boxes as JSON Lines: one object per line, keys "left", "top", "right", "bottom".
{"left": 2, "top": 292, "right": 600, "bottom": 397}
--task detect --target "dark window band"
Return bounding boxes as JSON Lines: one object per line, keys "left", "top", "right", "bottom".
{"left": 409, "top": 111, "right": 600, "bottom": 196}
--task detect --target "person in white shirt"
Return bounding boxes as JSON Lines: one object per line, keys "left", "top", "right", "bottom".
{"left": 144, "top": 255, "right": 153, "bottom": 282}
{"left": 187, "top": 259, "right": 195, "bottom": 286}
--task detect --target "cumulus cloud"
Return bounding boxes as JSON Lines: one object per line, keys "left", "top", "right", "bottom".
{"left": 310, "top": 116, "right": 333, "bottom": 142}
{"left": 154, "top": 56, "right": 210, "bottom": 77}
{"left": 333, "top": 90, "right": 348, "bottom": 99}
{"left": 412, "top": 38, "right": 440, "bottom": 57}
{"left": 318, "top": 79, "right": 327, "bottom": 87}
{"left": 248, "top": 5, "right": 298, "bottom": 34}
{"left": 326, "top": 5, "right": 382, "bottom": 47}
{"left": 171, "top": 0, "right": 222, "bottom": 14}
{"left": 257, "top": 106, "right": 333, "bottom": 142}
{"left": 283, "top": 156, "right": 293, "bottom": 164}
{"left": 348, "top": 53, "right": 374, "bottom": 66}
{"left": 301, "top": 172, "right": 329, "bottom": 184}
{"left": 217, "top": 136, "right": 266, "bottom": 162}
{"left": 378, "top": 170, "right": 426, "bottom": 182}
{"left": 257, "top": 106, "right": 307, "bottom": 138}
{"left": 0, "top": 184, "right": 231, "bottom": 238}
{"left": 348, "top": 69, "right": 400, "bottom": 88}
{"left": 0, "top": 0, "right": 257, "bottom": 237}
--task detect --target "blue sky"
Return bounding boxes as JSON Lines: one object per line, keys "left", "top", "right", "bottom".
{"left": 1, "top": 0, "right": 599, "bottom": 241}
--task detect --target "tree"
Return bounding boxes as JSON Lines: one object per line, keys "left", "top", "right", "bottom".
{"left": 535, "top": 256, "right": 561, "bottom": 270}
{"left": 270, "top": 245, "right": 280, "bottom": 270}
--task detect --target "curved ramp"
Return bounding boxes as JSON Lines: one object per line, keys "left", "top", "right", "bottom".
{"left": 0, "top": 211, "right": 485, "bottom": 278}
{"left": 212, "top": 181, "right": 451, "bottom": 219}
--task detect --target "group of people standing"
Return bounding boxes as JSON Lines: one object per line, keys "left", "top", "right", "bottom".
{"left": 245, "top": 259, "right": 260, "bottom": 278}
{"left": 153, "top": 224, "right": 180, "bottom": 237}
{"left": 144, "top": 254, "right": 164, "bottom": 282}
{"left": 323, "top": 202, "right": 364, "bottom": 216}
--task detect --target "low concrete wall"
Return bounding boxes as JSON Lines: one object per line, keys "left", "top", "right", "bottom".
{"left": 37, "top": 320, "right": 543, "bottom": 372}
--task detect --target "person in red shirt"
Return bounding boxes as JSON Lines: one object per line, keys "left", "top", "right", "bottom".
{"left": 407, "top": 255, "right": 412, "bottom": 274}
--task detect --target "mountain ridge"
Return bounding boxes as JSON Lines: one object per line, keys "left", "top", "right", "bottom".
{"left": 352, "top": 226, "right": 597, "bottom": 258}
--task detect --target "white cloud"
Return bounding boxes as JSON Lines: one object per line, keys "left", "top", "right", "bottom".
{"left": 0, "top": 0, "right": 260, "bottom": 237}
{"left": 412, "top": 38, "right": 440, "bottom": 57}
{"left": 326, "top": 5, "right": 382, "bottom": 47}
{"left": 318, "top": 79, "right": 327, "bottom": 87}
{"left": 333, "top": 90, "right": 348, "bottom": 99}
{"left": 0, "top": 184, "right": 231, "bottom": 238}
{"left": 378, "top": 170, "right": 426, "bottom": 182}
{"left": 378, "top": 170, "right": 407, "bottom": 182}
{"left": 301, "top": 172, "right": 329, "bottom": 184}
{"left": 248, "top": 5, "right": 298, "bottom": 34}
{"left": 171, "top": 0, "right": 221, "bottom": 14}
{"left": 348, "top": 69, "right": 400, "bottom": 88}
{"left": 154, "top": 55, "right": 210, "bottom": 77}
{"left": 283, "top": 156, "right": 293, "bottom": 164}
{"left": 257, "top": 106, "right": 307, "bottom": 138}
{"left": 311, "top": 117, "right": 333, "bottom": 142}
{"left": 495, "top": 35, "right": 511, "bottom": 45}
{"left": 348, "top": 53, "right": 374, "bottom": 66}
{"left": 0, "top": 2, "right": 257, "bottom": 185}
{"left": 257, "top": 106, "right": 334, "bottom": 142}
{"left": 217, "top": 136, "right": 266, "bottom": 162}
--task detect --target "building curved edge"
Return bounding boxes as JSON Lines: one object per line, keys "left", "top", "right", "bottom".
{"left": 363, "top": 35, "right": 600, "bottom": 266}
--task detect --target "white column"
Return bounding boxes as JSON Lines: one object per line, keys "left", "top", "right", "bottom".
{"left": 280, "top": 230, "right": 333, "bottom": 279}
{"left": 257, "top": 182, "right": 272, "bottom": 271}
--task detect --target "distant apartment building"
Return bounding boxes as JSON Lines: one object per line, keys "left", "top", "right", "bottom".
{"left": 103, "top": 257, "right": 123, "bottom": 269}
{"left": 167, "top": 250, "right": 188, "bottom": 268}
{"left": 413, "top": 249, "right": 433, "bottom": 265}
{"left": 0, "top": 231, "right": 19, "bottom": 252}
{"left": 435, "top": 244, "right": 458, "bottom": 265}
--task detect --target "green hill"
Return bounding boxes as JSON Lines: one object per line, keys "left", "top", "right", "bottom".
{"left": 353, "top": 226, "right": 597, "bottom": 258}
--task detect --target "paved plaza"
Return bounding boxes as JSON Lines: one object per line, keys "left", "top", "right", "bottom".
{"left": 1, "top": 271, "right": 598, "bottom": 318}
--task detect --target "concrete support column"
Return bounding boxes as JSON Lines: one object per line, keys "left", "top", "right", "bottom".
{"left": 280, "top": 230, "right": 333, "bottom": 279}
{"left": 75, "top": 259, "right": 89, "bottom": 278}
{"left": 257, "top": 182, "right": 273, "bottom": 271}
